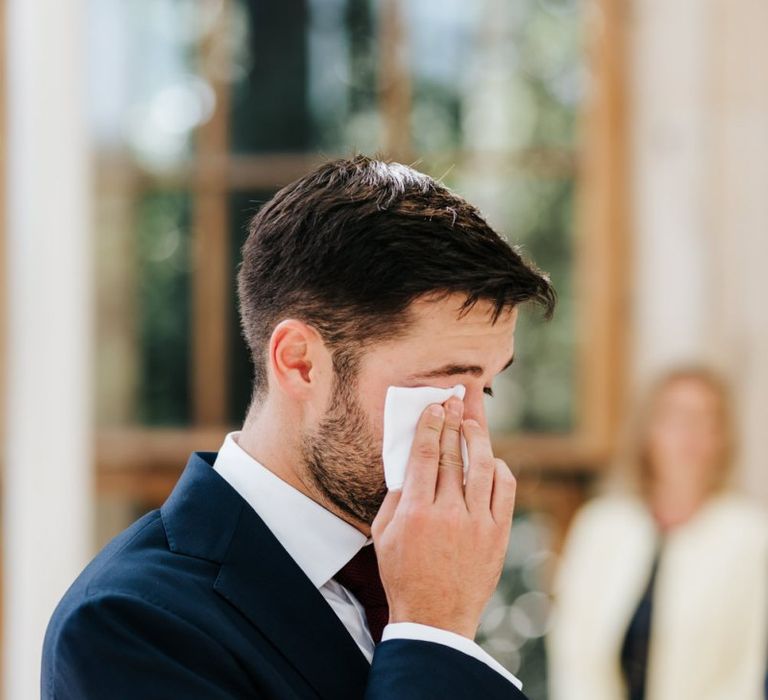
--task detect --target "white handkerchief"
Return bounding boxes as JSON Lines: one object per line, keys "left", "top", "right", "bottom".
{"left": 382, "top": 384, "right": 469, "bottom": 490}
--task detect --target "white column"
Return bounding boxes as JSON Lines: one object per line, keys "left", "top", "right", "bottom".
{"left": 2, "top": 0, "right": 92, "bottom": 698}
{"left": 707, "top": 0, "right": 768, "bottom": 503}
{"left": 629, "top": 0, "right": 768, "bottom": 503}
{"left": 629, "top": 0, "right": 716, "bottom": 388}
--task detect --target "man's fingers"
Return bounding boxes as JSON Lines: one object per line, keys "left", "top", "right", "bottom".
{"left": 401, "top": 403, "right": 444, "bottom": 504}
{"left": 372, "top": 489, "right": 402, "bottom": 539}
{"left": 435, "top": 397, "right": 465, "bottom": 501}
{"left": 490, "top": 459, "right": 517, "bottom": 526}
{"left": 463, "top": 418, "right": 496, "bottom": 513}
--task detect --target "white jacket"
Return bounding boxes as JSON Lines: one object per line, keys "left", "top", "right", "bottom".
{"left": 547, "top": 492, "right": 768, "bottom": 700}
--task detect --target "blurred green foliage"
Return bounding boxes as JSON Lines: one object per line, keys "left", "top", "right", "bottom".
{"left": 136, "top": 191, "right": 192, "bottom": 425}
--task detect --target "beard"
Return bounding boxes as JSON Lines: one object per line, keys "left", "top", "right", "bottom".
{"left": 300, "top": 367, "right": 387, "bottom": 526}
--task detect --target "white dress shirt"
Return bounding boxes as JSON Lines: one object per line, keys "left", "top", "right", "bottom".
{"left": 213, "top": 431, "right": 522, "bottom": 690}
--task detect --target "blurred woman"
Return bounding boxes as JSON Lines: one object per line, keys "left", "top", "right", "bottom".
{"left": 548, "top": 367, "right": 768, "bottom": 700}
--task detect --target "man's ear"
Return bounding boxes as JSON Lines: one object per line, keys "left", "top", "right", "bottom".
{"left": 268, "top": 319, "right": 328, "bottom": 400}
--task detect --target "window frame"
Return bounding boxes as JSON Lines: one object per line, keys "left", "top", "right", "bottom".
{"left": 94, "top": 0, "right": 629, "bottom": 509}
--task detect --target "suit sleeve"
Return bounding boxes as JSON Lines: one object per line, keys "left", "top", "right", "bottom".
{"left": 366, "top": 639, "right": 528, "bottom": 700}
{"left": 42, "top": 592, "right": 258, "bottom": 700}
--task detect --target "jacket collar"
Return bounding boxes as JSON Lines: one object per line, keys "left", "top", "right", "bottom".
{"left": 213, "top": 431, "right": 370, "bottom": 589}
{"left": 161, "top": 452, "right": 370, "bottom": 699}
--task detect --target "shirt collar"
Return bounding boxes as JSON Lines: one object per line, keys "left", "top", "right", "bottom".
{"left": 213, "top": 431, "right": 370, "bottom": 589}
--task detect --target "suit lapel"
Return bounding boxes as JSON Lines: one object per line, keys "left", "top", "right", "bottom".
{"left": 162, "top": 452, "right": 370, "bottom": 700}
{"left": 214, "top": 503, "right": 370, "bottom": 699}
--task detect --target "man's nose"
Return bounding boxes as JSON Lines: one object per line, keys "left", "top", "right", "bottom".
{"left": 461, "top": 388, "right": 488, "bottom": 430}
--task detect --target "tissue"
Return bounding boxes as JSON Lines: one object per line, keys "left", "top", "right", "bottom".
{"left": 382, "top": 384, "right": 469, "bottom": 490}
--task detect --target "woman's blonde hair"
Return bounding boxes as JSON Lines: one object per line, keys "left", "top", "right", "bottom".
{"left": 611, "top": 365, "right": 736, "bottom": 498}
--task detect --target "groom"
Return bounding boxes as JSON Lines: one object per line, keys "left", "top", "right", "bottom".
{"left": 42, "top": 155, "right": 555, "bottom": 698}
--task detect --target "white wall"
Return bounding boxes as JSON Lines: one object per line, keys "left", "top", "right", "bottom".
{"left": 2, "top": 1, "right": 93, "bottom": 698}
{"left": 630, "top": 0, "right": 768, "bottom": 502}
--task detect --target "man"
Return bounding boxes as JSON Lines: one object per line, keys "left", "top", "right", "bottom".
{"left": 43, "top": 156, "right": 556, "bottom": 698}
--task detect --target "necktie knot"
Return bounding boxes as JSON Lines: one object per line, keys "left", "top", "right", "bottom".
{"left": 334, "top": 544, "right": 389, "bottom": 643}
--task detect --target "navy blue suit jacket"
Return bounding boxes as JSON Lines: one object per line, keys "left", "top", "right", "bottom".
{"left": 42, "top": 451, "right": 527, "bottom": 699}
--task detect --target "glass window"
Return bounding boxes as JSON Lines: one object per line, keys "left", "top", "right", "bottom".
{"left": 229, "top": 0, "right": 380, "bottom": 154}
{"left": 92, "top": 0, "right": 585, "bottom": 435}
{"left": 135, "top": 191, "right": 193, "bottom": 425}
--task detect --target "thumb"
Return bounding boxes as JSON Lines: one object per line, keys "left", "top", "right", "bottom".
{"left": 371, "top": 488, "right": 401, "bottom": 540}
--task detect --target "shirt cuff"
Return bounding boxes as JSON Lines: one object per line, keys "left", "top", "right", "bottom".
{"left": 381, "top": 622, "right": 523, "bottom": 691}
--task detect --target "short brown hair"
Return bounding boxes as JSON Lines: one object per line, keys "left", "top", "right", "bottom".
{"left": 237, "top": 155, "right": 556, "bottom": 402}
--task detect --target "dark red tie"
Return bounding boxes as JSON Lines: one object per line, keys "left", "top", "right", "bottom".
{"left": 334, "top": 544, "right": 389, "bottom": 644}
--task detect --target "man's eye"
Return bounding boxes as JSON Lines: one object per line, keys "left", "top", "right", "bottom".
{"left": 483, "top": 387, "right": 494, "bottom": 398}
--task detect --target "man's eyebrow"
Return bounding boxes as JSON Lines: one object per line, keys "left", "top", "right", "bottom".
{"left": 409, "top": 354, "right": 515, "bottom": 380}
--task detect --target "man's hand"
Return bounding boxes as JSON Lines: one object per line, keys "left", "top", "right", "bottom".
{"left": 371, "top": 397, "right": 517, "bottom": 639}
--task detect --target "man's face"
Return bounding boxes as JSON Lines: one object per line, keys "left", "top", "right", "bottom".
{"left": 301, "top": 294, "right": 518, "bottom": 526}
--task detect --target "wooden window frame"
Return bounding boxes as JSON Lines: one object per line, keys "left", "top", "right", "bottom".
{"left": 94, "top": 0, "right": 628, "bottom": 510}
